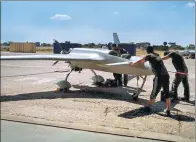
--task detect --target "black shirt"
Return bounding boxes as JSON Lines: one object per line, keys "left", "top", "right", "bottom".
{"left": 109, "top": 50, "right": 120, "bottom": 57}
{"left": 118, "top": 48, "right": 127, "bottom": 54}
{"left": 145, "top": 53, "right": 169, "bottom": 76}
{"left": 168, "top": 51, "right": 188, "bottom": 73}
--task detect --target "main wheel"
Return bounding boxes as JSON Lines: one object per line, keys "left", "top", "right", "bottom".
{"left": 56, "top": 80, "right": 71, "bottom": 90}
{"left": 132, "top": 93, "right": 139, "bottom": 101}
{"left": 63, "top": 88, "right": 69, "bottom": 93}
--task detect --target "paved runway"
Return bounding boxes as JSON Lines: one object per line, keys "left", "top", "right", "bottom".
{"left": 1, "top": 51, "right": 195, "bottom": 142}
{"left": 1, "top": 120, "right": 162, "bottom": 142}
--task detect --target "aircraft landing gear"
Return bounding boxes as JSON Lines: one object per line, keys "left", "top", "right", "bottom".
{"left": 132, "top": 75, "right": 147, "bottom": 101}
{"left": 55, "top": 68, "right": 104, "bottom": 92}
{"left": 55, "top": 68, "right": 74, "bottom": 91}
{"left": 91, "top": 69, "right": 105, "bottom": 86}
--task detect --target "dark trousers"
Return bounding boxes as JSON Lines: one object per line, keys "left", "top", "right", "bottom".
{"left": 171, "top": 74, "right": 190, "bottom": 99}
{"left": 123, "top": 74, "right": 128, "bottom": 87}
{"left": 120, "top": 54, "right": 131, "bottom": 87}
{"left": 150, "top": 75, "right": 170, "bottom": 100}
{"left": 113, "top": 73, "right": 122, "bottom": 86}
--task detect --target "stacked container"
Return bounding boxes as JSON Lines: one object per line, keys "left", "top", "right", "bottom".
{"left": 10, "top": 42, "right": 36, "bottom": 53}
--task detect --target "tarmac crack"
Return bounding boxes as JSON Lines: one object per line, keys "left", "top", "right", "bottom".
{"left": 72, "top": 99, "right": 101, "bottom": 104}
{"left": 177, "top": 111, "right": 181, "bottom": 135}
{"left": 104, "top": 107, "right": 109, "bottom": 117}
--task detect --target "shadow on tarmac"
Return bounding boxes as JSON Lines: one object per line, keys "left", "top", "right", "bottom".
{"left": 118, "top": 101, "right": 195, "bottom": 122}
{"left": 0, "top": 88, "right": 148, "bottom": 106}
{"left": 1, "top": 85, "right": 195, "bottom": 122}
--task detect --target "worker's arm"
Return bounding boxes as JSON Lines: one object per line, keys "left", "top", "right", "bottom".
{"left": 130, "top": 55, "right": 148, "bottom": 66}
{"left": 162, "top": 55, "right": 170, "bottom": 60}
{"left": 162, "top": 52, "right": 174, "bottom": 60}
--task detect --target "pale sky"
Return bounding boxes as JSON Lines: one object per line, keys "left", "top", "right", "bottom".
{"left": 1, "top": 1, "right": 195, "bottom": 46}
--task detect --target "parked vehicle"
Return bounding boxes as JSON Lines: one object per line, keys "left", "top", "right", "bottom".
{"left": 186, "top": 50, "right": 195, "bottom": 59}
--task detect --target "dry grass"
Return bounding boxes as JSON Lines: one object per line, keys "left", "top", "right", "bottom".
{"left": 136, "top": 49, "right": 164, "bottom": 57}
{"left": 1, "top": 46, "right": 9, "bottom": 52}
{"left": 36, "top": 46, "right": 53, "bottom": 53}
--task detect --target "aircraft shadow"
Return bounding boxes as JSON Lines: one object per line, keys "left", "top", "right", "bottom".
{"left": 1, "top": 86, "right": 194, "bottom": 121}
{"left": 0, "top": 89, "right": 148, "bottom": 106}
{"left": 118, "top": 101, "right": 195, "bottom": 122}
{"left": 73, "top": 84, "right": 146, "bottom": 92}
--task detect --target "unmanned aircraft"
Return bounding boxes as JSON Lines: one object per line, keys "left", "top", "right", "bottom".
{"left": 1, "top": 33, "right": 154, "bottom": 100}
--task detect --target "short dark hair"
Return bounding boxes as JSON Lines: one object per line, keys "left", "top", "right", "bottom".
{"left": 117, "top": 44, "right": 121, "bottom": 48}
{"left": 111, "top": 43, "right": 116, "bottom": 47}
{"left": 146, "top": 46, "right": 154, "bottom": 53}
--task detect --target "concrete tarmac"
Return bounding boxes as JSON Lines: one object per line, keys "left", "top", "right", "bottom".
{"left": 1, "top": 120, "right": 162, "bottom": 142}
{"left": 1, "top": 52, "right": 195, "bottom": 142}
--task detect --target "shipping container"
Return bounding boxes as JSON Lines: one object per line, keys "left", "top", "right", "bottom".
{"left": 119, "top": 43, "right": 136, "bottom": 56}
{"left": 53, "top": 42, "right": 82, "bottom": 54}
{"left": 10, "top": 42, "right": 36, "bottom": 53}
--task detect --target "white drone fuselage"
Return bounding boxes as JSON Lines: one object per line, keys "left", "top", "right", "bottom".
{"left": 68, "top": 48, "right": 153, "bottom": 76}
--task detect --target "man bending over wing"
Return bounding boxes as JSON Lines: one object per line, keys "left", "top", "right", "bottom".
{"left": 117, "top": 44, "right": 131, "bottom": 87}
{"left": 162, "top": 51, "right": 190, "bottom": 102}
{"left": 109, "top": 44, "right": 123, "bottom": 87}
{"left": 130, "top": 46, "right": 171, "bottom": 116}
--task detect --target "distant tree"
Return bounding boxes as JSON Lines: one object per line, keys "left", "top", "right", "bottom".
{"left": 46, "top": 44, "right": 51, "bottom": 46}
{"left": 188, "top": 44, "right": 195, "bottom": 49}
{"left": 83, "top": 44, "right": 88, "bottom": 47}
{"left": 97, "top": 43, "right": 103, "bottom": 48}
{"left": 143, "top": 42, "right": 151, "bottom": 46}
{"left": 91, "top": 43, "right": 95, "bottom": 46}
{"left": 3, "top": 42, "right": 9, "bottom": 46}
{"left": 163, "top": 42, "right": 167, "bottom": 46}
{"left": 87, "top": 43, "right": 96, "bottom": 48}
{"left": 41, "top": 43, "right": 48, "bottom": 47}
{"left": 135, "top": 42, "right": 150, "bottom": 48}
{"left": 175, "top": 45, "right": 184, "bottom": 50}
{"left": 135, "top": 43, "right": 142, "bottom": 47}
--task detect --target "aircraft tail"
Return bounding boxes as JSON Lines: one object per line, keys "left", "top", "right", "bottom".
{"left": 113, "top": 33, "right": 120, "bottom": 45}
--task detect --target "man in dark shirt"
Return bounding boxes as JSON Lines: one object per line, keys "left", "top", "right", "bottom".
{"left": 130, "top": 46, "right": 171, "bottom": 116}
{"left": 162, "top": 51, "right": 190, "bottom": 102}
{"left": 109, "top": 44, "right": 123, "bottom": 86}
{"left": 117, "top": 45, "right": 131, "bottom": 87}
{"left": 118, "top": 45, "right": 127, "bottom": 54}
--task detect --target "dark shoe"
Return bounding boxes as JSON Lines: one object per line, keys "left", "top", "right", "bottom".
{"left": 164, "top": 109, "right": 171, "bottom": 117}
{"left": 181, "top": 97, "right": 190, "bottom": 102}
{"left": 166, "top": 110, "right": 171, "bottom": 117}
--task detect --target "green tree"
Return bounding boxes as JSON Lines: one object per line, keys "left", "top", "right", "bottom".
{"left": 163, "top": 42, "right": 167, "bottom": 46}
{"left": 188, "top": 44, "right": 195, "bottom": 49}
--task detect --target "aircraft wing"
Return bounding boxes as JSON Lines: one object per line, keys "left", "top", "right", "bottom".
{"left": 105, "top": 56, "right": 146, "bottom": 66}
{"left": 106, "top": 61, "right": 131, "bottom": 66}
{"left": 105, "top": 60, "right": 153, "bottom": 76}
{"left": 0, "top": 54, "right": 104, "bottom": 62}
